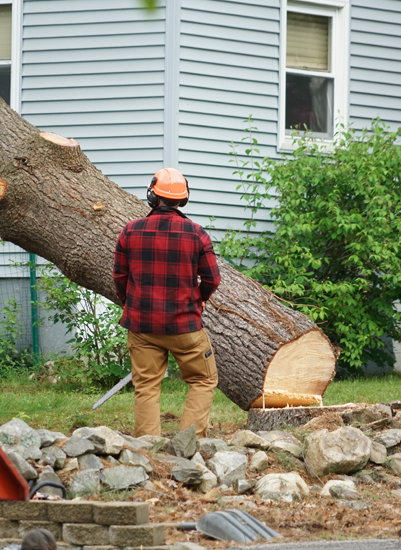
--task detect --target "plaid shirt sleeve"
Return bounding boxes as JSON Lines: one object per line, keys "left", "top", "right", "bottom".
{"left": 198, "top": 229, "right": 221, "bottom": 302}
{"left": 113, "top": 227, "right": 129, "bottom": 305}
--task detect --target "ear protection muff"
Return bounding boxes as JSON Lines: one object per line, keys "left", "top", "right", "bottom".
{"left": 147, "top": 176, "right": 159, "bottom": 208}
{"left": 178, "top": 178, "right": 190, "bottom": 207}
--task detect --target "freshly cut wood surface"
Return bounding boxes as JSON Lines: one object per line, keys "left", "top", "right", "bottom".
{"left": 251, "top": 390, "right": 322, "bottom": 409}
{"left": 250, "top": 330, "right": 336, "bottom": 408}
{"left": 39, "top": 132, "right": 80, "bottom": 148}
{"left": 0, "top": 97, "right": 338, "bottom": 411}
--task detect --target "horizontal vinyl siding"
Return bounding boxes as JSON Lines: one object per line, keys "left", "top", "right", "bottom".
{"left": 4, "top": 0, "right": 167, "bottom": 276}
{"left": 178, "top": 0, "right": 280, "bottom": 235}
{"left": 349, "top": 0, "right": 401, "bottom": 131}
{"left": 21, "top": 0, "right": 166, "bottom": 185}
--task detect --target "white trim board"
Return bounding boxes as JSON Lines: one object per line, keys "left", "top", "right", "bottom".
{"left": 278, "top": 0, "right": 350, "bottom": 153}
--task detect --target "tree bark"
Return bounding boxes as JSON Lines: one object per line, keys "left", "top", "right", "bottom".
{"left": 0, "top": 98, "right": 337, "bottom": 410}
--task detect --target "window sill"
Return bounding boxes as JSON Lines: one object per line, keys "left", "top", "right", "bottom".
{"left": 278, "top": 137, "right": 336, "bottom": 154}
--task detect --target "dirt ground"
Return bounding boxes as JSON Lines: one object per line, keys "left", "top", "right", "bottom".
{"left": 73, "top": 412, "right": 401, "bottom": 547}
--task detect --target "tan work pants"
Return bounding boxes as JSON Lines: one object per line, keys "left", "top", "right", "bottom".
{"left": 127, "top": 328, "right": 218, "bottom": 439}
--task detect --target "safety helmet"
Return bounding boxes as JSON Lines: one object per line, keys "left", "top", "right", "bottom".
{"left": 147, "top": 168, "right": 189, "bottom": 208}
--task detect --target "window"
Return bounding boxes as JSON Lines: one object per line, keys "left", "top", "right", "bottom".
{"left": 279, "top": 0, "right": 350, "bottom": 151}
{"left": 0, "top": 3, "right": 11, "bottom": 105}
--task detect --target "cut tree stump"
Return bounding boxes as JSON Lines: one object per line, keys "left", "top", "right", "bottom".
{"left": 0, "top": 98, "right": 339, "bottom": 411}
{"left": 246, "top": 404, "right": 359, "bottom": 432}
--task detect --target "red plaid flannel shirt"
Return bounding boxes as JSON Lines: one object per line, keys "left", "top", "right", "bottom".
{"left": 113, "top": 207, "right": 221, "bottom": 334}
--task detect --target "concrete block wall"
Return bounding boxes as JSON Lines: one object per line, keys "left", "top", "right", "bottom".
{"left": 0, "top": 500, "right": 165, "bottom": 549}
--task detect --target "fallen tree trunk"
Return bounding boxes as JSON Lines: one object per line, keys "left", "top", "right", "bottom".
{"left": 0, "top": 98, "right": 337, "bottom": 410}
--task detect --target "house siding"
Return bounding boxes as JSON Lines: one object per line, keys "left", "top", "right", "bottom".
{"left": 349, "top": 0, "right": 401, "bottom": 132}
{"left": 2, "top": 0, "right": 401, "bottom": 277}
{"left": 0, "top": 0, "right": 166, "bottom": 277}
{"left": 178, "top": 0, "right": 280, "bottom": 237}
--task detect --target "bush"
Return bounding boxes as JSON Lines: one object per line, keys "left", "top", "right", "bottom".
{"left": 0, "top": 297, "right": 33, "bottom": 377}
{"left": 36, "top": 263, "right": 131, "bottom": 389}
{"left": 221, "top": 119, "right": 401, "bottom": 374}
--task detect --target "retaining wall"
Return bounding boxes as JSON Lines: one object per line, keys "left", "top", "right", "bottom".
{"left": 0, "top": 500, "right": 165, "bottom": 550}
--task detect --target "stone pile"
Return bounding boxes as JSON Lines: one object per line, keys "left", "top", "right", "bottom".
{"left": 2, "top": 402, "right": 401, "bottom": 506}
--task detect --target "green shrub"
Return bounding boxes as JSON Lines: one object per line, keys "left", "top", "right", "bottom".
{"left": 0, "top": 297, "right": 33, "bottom": 377}
{"left": 37, "top": 264, "right": 130, "bottom": 389}
{"left": 221, "top": 118, "right": 401, "bottom": 374}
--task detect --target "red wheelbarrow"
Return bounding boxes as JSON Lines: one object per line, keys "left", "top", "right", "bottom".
{"left": 0, "top": 447, "right": 66, "bottom": 501}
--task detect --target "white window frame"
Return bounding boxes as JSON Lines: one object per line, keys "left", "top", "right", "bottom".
{"left": 0, "top": 0, "right": 22, "bottom": 113}
{"left": 278, "top": 0, "right": 350, "bottom": 152}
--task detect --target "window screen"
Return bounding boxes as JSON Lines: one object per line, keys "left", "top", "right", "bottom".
{"left": 0, "top": 5, "right": 12, "bottom": 61}
{"left": 286, "top": 12, "right": 329, "bottom": 71}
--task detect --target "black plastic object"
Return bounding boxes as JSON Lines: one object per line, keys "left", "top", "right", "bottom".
{"left": 29, "top": 481, "right": 67, "bottom": 500}
{"left": 178, "top": 509, "right": 282, "bottom": 542}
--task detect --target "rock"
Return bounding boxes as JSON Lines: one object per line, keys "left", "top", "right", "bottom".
{"left": 269, "top": 441, "right": 303, "bottom": 458}
{"left": 39, "top": 453, "right": 56, "bottom": 468}
{"left": 172, "top": 463, "right": 203, "bottom": 486}
{"left": 234, "top": 479, "right": 252, "bottom": 494}
{"left": 255, "top": 472, "right": 309, "bottom": 500}
{"left": 330, "top": 484, "right": 360, "bottom": 500}
{"left": 261, "top": 490, "right": 295, "bottom": 503}
{"left": 0, "top": 419, "right": 41, "bottom": 448}
{"left": 72, "top": 427, "right": 107, "bottom": 453}
{"left": 321, "top": 479, "right": 357, "bottom": 497}
{"left": 37, "top": 465, "right": 64, "bottom": 497}
{"left": 191, "top": 452, "right": 206, "bottom": 467}
{"left": 258, "top": 430, "right": 301, "bottom": 446}
{"left": 207, "top": 452, "right": 248, "bottom": 487}
{"left": 338, "top": 501, "right": 373, "bottom": 510}
{"left": 370, "top": 440, "right": 387, "bottom": 464}
{"left": 357, "top": 473, "right": 375, "bottom": 485}
{"left": 119, "top": 449, "right": 152, "bottom": 473}
{"left": 391, "top": 489, "right": 401, "bottom": 498}
{"left": 249, "top": 451, "right": 269, "bottom": 473}
{"left": 198, "top": 437, "right": 227, "bottom": 455}
{"left": 225, "top": 446, "right": 251, "bottom": 455}
{"left": 7, "top": 450, "right": 38, "bottom": 480}
{"left": 62, "top": 436, "right": 95, "bottom": 457}
{"left": 163, "top": 424, "right": 198, "bottom": 458}
{"left": 198, "top": 438, "right": 227, "bottom": 454}
{"left": 41, "top": 445, "right": 66, "bottom": 469}
{"left": 229, "top": 430, "right": 269, "bottom": 449}
{"left": 375, "top": 429, "right": 401, "bottom": 448}
{"left": 89, "top": 426, "right": 125, "bottom": 455}
{"left": 310, "top": 485, "right": 321, "bottom": 493}
{"left": 385, "top": 453, "right": 401, "bottom": 476}
{"left": 14, "top": 445, "right": 42, "bottom": 461}
{"left": 392, "top": 411, "right": 401, "bottom": 429}
{"left": 342, "top": 406, "right": 389, "bottom": 426}
{"left": 37, "top": 429, "right": 66, "bottom": 448}
{"left": 106, "top": 455, "right": 120, "bottom": 465}
{"left": 138, "top": 434, "right": 168, "bottom": 446}
{"left": 376, "top": 404, "right": 392, "bottom": 418}
{"left": 101, "top": 465, "right": 148, "bottom": 489}
{"left": 304, "top": 427, "right": 371, "bottom": 476}
{"left": 70, "top": 468, "right": 101, "bottom": 495}
{"left": 118, "top": 433, "right": 153, "bottom": 452}
{"left": 64, "top": 458, "right": 79, "bottom": 472}
{"left": 78, "top": 453, "right": 104, "bottom": 471}
{"left": 191, "top": 452, "right": 217, "bottom": 493}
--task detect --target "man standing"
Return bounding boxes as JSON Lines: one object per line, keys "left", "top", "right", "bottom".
{"left": 113, "top": 168, "right": 221, "bottom": 438}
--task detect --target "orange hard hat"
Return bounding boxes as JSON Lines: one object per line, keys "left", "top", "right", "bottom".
{"left": 150, "top": 168, "right": 188, "bottom": 200}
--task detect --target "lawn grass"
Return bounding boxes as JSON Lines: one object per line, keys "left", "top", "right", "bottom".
{"left": 1, "top": 372, "right": 400, "bottom": 435}
{"left": 0, "top": 376, "right": 247, "bottom": 435}
{"left": 322, "top": 372, "right": 401, "bottom": 405}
